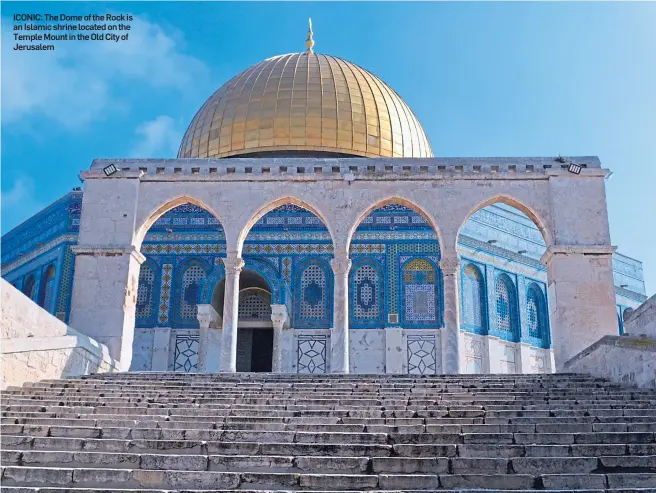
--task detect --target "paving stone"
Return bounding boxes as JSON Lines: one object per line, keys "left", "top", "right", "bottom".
{"left": 371, "top": 457, "right": 449, "bottom": 474}
{"left": 512, "top": 457, "right": 598, "bottom": 474}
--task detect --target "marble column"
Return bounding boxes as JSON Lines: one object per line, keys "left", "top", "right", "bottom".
{"left": 440, "top": 255, "right": 461, "bottom": 374}
{"left": 69, "top": 246, "right": 145, "bottom": 371}
{"left": 542, "top": 245, "right": 618, "bottom": 370}
{"left": 271, "top": 304, "right": 290, "bottom": 373}
{"left": 219, "top": 255, "right": 244, "bottom": 373}
{"left": 330, "top": 252, "right": 352, "bottom": 374}
{"left": 197, "top": 304, "right": 221, "bottom": 372}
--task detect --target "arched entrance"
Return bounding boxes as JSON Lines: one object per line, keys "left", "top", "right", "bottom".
{"left": 212, "top": 269, "right": 273, "bottom": 372}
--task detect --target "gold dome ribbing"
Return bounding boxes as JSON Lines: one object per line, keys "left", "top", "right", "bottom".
{"left": 178, "top": 53, "right": 433, "bottom": 159}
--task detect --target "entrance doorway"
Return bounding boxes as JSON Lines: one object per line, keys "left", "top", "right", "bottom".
{"left": 236, "top": 328, "right": 273, "bottom": 372}
{"left": 212, "top": 269, "right": 275, "bottom": 372}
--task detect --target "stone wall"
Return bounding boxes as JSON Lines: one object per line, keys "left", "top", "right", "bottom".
{"left": 1, "top": 279, "right": 118, "bottom": 389}
{"left": 564, "top": 335, "right": 656, "bottom": 389}
{"left": 623, "top": 294, "right": 656, "bottom": 338}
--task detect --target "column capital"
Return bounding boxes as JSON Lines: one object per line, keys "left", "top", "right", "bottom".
{"left": 222, "top": 256, "right": 245, "bottom": 275}
{"left": 439, "top": 256, "right": 460, "bottom": 276}
{"left": 540, "top": 244, "right": 616, "bottom": 264}
{"left": 72, "top": 245, "right": 146, "bottom": 265}
{"left": 270, "top": 304, "right": 290, "bottom": 330}
{"left": 197, "top": 304, "right": 221, "bottom": 330}
{"left": 330, "top": 253, "right": 352, "bottom": 277}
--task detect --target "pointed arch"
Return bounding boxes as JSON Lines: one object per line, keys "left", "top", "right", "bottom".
{"left": 134, "top": 195, "right": 225, "bottom": 249}
{"left": 237, "top": 196, "right": 335, "bottom": 257}
{"left": 457, "top": 194, "right": 553, "bottom": 248}
{"left": 346, "top": 196, "right": 444, "bottom": 253}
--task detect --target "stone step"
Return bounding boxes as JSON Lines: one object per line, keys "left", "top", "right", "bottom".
{"left": 6, "top": 434, "right": 656, "bottom": 457}
{"left": 4, "top": 448, "right": 656, "bottom": 474}
{"left": 3, "top": 465, "right": 656, "bottom": 490}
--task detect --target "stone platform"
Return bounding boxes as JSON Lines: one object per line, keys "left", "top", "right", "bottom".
{"left": 1, "top": 372, "right": 656, "bottom": 492}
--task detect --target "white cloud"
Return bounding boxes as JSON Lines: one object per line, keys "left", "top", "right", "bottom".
{"left": 0, "top": 175, "right": 45, "bottom": 232}
{"left": 1, "top": 15, "right": 208, "bottom": 128}
{"left": 130, "top": 115, "right": 182, "bottom": 158}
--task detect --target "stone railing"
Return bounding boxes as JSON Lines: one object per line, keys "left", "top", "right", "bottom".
{"left": 1, "top": 279, "right": 118, "bottom": 389}
{"left": 564, "top": 335, "right": 656, "bottom": 389}
{"left": 623, "top": 293, "right": 656, "bottom": 338}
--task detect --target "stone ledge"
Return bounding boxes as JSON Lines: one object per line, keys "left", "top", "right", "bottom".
{"left": 81, "top": 156, "right": 608, "bottom": 182}
{"left": 541, "top": 245, "right": 617, "bottom": 264}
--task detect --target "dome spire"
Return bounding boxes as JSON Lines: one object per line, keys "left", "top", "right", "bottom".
{"left": 305, "top": 18, "right": 315, "bottom": 54}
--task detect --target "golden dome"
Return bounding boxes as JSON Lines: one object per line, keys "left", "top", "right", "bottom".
{"left": 178, "top": 52, "right": 433, "bottom": 159}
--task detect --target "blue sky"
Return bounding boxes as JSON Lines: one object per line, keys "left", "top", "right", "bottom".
{"left": 2, "top": 2, "right": 654, "bottom": 294}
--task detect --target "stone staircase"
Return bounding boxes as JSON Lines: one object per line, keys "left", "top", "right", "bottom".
{"left": 1, "top": 372, "right": 656, "bottom": 492}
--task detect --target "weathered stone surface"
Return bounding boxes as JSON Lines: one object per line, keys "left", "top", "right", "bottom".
{"left": 3, "top": 372, "right": 656, "bottom": 492}
{"left": 541, "top": 473, "right": 607, "bottom": 489}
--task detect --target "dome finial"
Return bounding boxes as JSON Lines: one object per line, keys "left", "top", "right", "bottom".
{"left": 305, "top": 18, "right": 315, "bottom": 54}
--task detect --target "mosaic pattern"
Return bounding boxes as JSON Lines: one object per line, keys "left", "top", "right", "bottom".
{"left": 403, "top": 258, "right": 438, "bottom": 323}
{"left": 180, "top": 265, "right": 206, "bottom": 320}
{"left": 299, "top": 264, "right": 327, "bottom": 320}
{"left": 158, "top": 264, "right": 173, "bottom": 324}
{"left": 352, "top": 263, "right": 381, "bottom": 321}
{"left": 173, "top": 334, "right": 199, "bottom": 372}
{"left": 142, "top": 243, "right": 226, "bottom": 255}
{"left": 136, "top": 264, "right": 155, "bottom": 319}
{"left": 526, "top": 284, "right": 545, "bottom": 339}
{"left": 407, "top": 334, "right": 436, "bottom": 375}
{"left": 239, "top": 288, "right": 272, "bottom": 320}
{"left": 297, "top": 335, "right": 328, "bottom": 374}
{"left": 462, "top": 264, "right": 485, "bottom": 330}
{"left": 56, "top": 246, "right": 75, "bottom": 318}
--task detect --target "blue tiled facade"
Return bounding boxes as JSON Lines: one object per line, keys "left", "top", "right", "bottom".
{"left": 1, "top": 190, "right": 648, "bottom": 352}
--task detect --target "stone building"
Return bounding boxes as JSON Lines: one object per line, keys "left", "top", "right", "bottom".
{"left": 1, "top": 31, "right": 647, "bottom": 375}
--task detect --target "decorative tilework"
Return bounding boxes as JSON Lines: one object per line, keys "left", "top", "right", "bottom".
{"left": 352, "top": 263, "right": 381, "bottom": 322}
{"left": 56, "top": 246, "right": 75, "bottom": 318}
{"left": 300, "top": 264, "right": 326, "bottom": 319}
{"left": 173, "top": 334, "right": 199, "bottom": 372}
{"left": 407, "top": 334, "right": 436, "bottom": 375}
{"left": 158, "top": 264, "right": 173, "bottom": 324}
{"left": 282, "top": 257, "right": 292, "bottom": 284}
{"left": 297, "top": 335, "right": 327, "bottom": 374}
{"left": 402, "top": 258, "right": 438, "bottom": 324}
{"left": 136, "top": 264, "right": 155, "bottom": 319}
{"left": 142, "top": 243, "right": 226, "bottom": 255}
{"left": 180, "top": 265, "right": 206, "bottom": 319}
